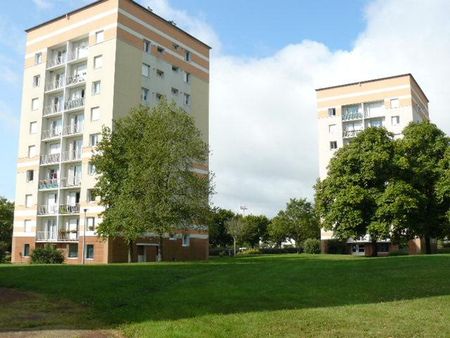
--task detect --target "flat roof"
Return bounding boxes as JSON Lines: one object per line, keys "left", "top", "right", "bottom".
{"left": 25, "top": 0, "right": 211, "bottom": 50}
{"left": 316, "top": 73, "right": 428, "bottom": 102}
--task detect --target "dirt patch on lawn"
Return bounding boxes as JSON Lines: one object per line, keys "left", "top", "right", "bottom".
{"left": 0, "top": 329, "right": 123, "bottom": 338}
{"left": 0, "top": 288, "right": 36, "bottom": 304}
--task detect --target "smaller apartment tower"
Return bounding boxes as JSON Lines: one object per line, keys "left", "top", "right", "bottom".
{"left": 12, "top": 0, "right": 210, "bottom": 263}
{"left": 316, "top": 74, "right": 429, "bottom": 255}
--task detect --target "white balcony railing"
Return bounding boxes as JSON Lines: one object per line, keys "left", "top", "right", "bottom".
{"left": 42, "top": 128, "right": 62, "bottom": 140}
{"left": 64, "top": 97, "right": 84, "bottom": 111}
{"left": 60, "top": 176, "right": 81, "bottom": 188}
{"left": 47, "top": 54, "right": 66, "bottom": 68}
{"left": 36, "top": 230, "right": 78, "bottom": 242}
{"left": 40, "top": 153, "right": 60, "bottom": 165}
{"left": 66, "top": 74, "right": 86, "bottom": 86}
{"left": 59, "top": 204, "right": 80, "bottom": 214}
{"left": 61, "top": 150, "right": 82, "bottom": 162}
{"left": 62, "top": 124, "right": 83, "bottom": 136}
{"left": 37, "top": 205, "right": 59, "bottom": 215}
{"left": 343, "top": 129, "right": 363, "bottom": 138}
{"left": 45, "top": 77, "right": 65, "bottom": 92}
{"left": 67, "top": 48, "right": 88, "bottom": 62}
{"left": 36, "top": 230, "right": 57, "bottom": 241}
{"left": 43, "top": 103, "right": 64, "bottom": 116}
{"left": 38, "top": 178, "right": 58, "bottom": 190}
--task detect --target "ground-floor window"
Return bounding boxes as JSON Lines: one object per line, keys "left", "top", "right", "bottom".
{"left": 86, "top": 244, "right": 94, "bottom": 259}
{"left": 182, "top": 234, "right": 190, "bottom": 247}
{"left": 68, "top": 243, "right": 78, "bottom": 258}
{"left": 23, "top": 244, "right": 30, "bottom": 257}
{"left": 377, "top": 243, "right": 390, "bottom": 252}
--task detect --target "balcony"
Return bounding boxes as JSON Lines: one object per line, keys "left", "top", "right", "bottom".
{"left": 42, "top": 128, "right": 62, "bottom": 140}
{"left": 343, "top": 129, "right": 363, "bottom": 139}
{"left": 36, "top": 230, "right": 57, "bottom": 241}
{"left": 67, "top": 48, "right": 88, "bottom": 62}
{"left": 37, "top": 205, "right": 59, "bottom": 215}
{"left": 61, "top": 150, "right": 82, "bottom": 162}
{"left": 59, "top": 204, "right": 80, "bottom": 214}
{"left": 60, "top": 176, "right": 81, "bottom": 188}
{"left": 62, "top": 124, "right": 83, "bottom": 136}
{"left": 38, "top": 178, "right": 58, "bottom": 190}
{"left": 64, "top": 98, "right": 84, "bottom": 111}
{"left": 47, "top": 54, "right": 66, "bottom": 68}
{"left": 45, "top": 77, "right": 65, "bottom": 92}
{"left": 66, "top": 74, "right": 86, "bottom": 87}
{"left": 40, "top": 153, "right": 60, "bottom": 165}
{"left": 36, "top": 230, "right": 78, "bottom": 242}
{"left": 342, "top": 112, "right": 363, "bottom": 121}
{"left": 43, "top": 103, "right": 64, "bottom": 116}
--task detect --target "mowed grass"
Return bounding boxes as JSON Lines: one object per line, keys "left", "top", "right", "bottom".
{"left": 1, "top": 254, "right": 450, "bottom": 337}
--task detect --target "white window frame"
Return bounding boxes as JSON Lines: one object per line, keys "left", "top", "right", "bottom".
{"left": 24, "top": 220, "right": 31, "bottom": 233}
{"left": 25, "top": 194, "right": 33, "bottom": 208}
{"left": 184, "top": 72, "right": 191, "bottom": 84}
{"left": 33, "top": 75, "right": 40, "bottom": 87}
{"left": 391, "top": 115, "right": 400, "bottom": 126}
{"left": 92, "top": 81, "right": 101, "bottom": 96}
{"left": 35, "top": 53, "right": 42, "bottom": 65}
{"left": 143, "top": 39, "right": 151, "bottom": 53}
{"left": 86, "top": 244, "right": 94, "bottom": 259}
{"left": 390, "top": 98, "right": 400, "bottom": 109}
{"left": 88, "top": 163, "right": 96, "bottom": 176}
{"left": 328, "top": 107, "right": 336, "bottom": 117}
{"left": 68, "top": 243, "right": 78, "bottom": 258}
{"left": 141, "top": 87, "right": 149, "bottom": 102}
{"left": 89, "top": 133, "right": 100, "bottom": 146}
{"left": 28, "top": 145, "right": 36, "bottom": 158}
{"left": 330, "top": 141, "right": 338, "bottom": 150}
{"left": 23, "top": 244, "right": 30, "bottom": 257}
{"left": 185, "top": 50, "right": 191, "bottom": 62}
{"left": 26, "top": 170, "right": 34, "bottom": 183}
{"left": 87, "top": 217, "right": 95, "bottom": 231}
{"left": 142, "top": 63, "right": 151, "bottom": 77}
{"left": 95, "top": 30, "right": 104, "bottom": 44}
{"left": 91, "top": 107, "right": 100, "bottom": 121}
{"left": 31, "top": 98, "right": 39, "bottom": 111}
{"left": 183, "top": 93, "right": 191, "bottom": 106}
{"left": 93, "top": 55, "right": 103, "bottom": 69}
{"left": 182, "top": 234, "right": 190, "bottom": 247}
{"left": 29, "top": 121, "right": 38, "bottom": 134}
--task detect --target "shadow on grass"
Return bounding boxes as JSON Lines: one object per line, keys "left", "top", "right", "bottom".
{"left": 0, "top": 254, "right": 450, "bottom": 332}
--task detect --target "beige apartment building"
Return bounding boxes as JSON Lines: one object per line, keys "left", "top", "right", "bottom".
{"left": 12, "top": 0, "right": 210, "bottom": 263}
{"left": 316, "top": 74, "right": 430, "bottom": 256}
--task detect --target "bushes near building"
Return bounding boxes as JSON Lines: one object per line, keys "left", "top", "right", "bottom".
{"left": 303, "top": 239, "right": 321, "bottom": 254}
{"left": 30, "top": 245, "right": 64, "bottom": 264}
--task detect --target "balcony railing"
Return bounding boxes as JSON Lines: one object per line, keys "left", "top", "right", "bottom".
{"left": 40, "top": 153, "right": 60, "bottom": 165}
{"left": 42, "top": 128, "right": 62, "bottom": 140}
{"left": 343, "top": 129, "right": 363, "bottom": 138}
{"left": 67, "top": 48, "right": 88, "bottom": 62}
{"left": 38, "top": 178, "right": 58, "bottom": 190}
{"left": 64, "top": 97, "right": 85, "bottom": 111}
{"left": 36, "top": 230, "right": 57, "bottom": 241}
{"left": 59, "top": 204, "right": 80, "bottom": 214}
{"left": 36, "top": 230, "right": 78, "bottom": 242}
{"left": 47, "top": 54, "right": 66, "bottom": 68}
{"left": 45, "top": 77, "right": 65, "bottom": 92}
{"left": 61, "top": 150, "right": 82, "bottom": 162}
{"left": 60, "top": 176, "right": 81, "bottom": 188}
{"left": 37, "top": 205, "right": 59, "bottom": 215}
{"left": 62, "top": 124, "right": 83, "bottom": 136}
{"left": 66, "top": 74, "right": 86, "bottom": 86}
{"left": 342, "top": 112, "right": 363, "bottom": 121}
{"left": 43, "top": 103, "right": 64, "bottom": 116}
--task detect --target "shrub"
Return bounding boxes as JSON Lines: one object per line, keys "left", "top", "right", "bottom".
{"left": 326, "top": 239, "right": 347, "bottom": 254}
{"left": 303, "top": 239, "right": 321, "bottom": 254}
{"left": 388, "top": 249, "right": 409, "bottom": 256}
{"left": 237, "top": 248, "right": 262, "bottom": 255}
{"left": 260, "top": 247, "right": 301, "bottom": 254}
{"left": 30, "top": 245, "right": 65, "bottom": 264}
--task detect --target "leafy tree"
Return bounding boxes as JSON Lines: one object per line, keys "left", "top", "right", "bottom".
{"left": 208, "top": 207, "right": 234, "bottom": 247}
{"left": 0, "top": 197, "right": 14, "bottom": 261}
{"left": 437, "top": 147, "right": 450, "bottom": 235}
{"left": 395, "top": 122, "right": 450, "bottom": 253}
{"left": 268, "top": 214, "right": 288, "bottom": 248}
{"left": 303, "top": 238, "right": 321, "bottom": 254}
{"left": 241, "top": 214, "right": 270, "bottom": 247}
{"left": 225, "top": 216, "right": 245, "bottom": 256}
{"left": 315, "top": 127, "right": 396, "bottom": 256}
{"left": 91, "top": 101, "right": 212, "bottom": 262}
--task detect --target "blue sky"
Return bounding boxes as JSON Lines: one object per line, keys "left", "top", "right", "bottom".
{"left": 1, "top": 0, "right": 450, "bottom": 216}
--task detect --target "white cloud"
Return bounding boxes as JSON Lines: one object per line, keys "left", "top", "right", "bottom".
{"left": 32, "top": 0, "right": 52, "bottom": 10}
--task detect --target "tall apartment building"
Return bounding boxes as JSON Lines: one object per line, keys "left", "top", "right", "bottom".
{"left": 316, "top": 74, "right": 429, "bottom": 255}
{"left": 12, "top": 0, "right": 210, "bottom": 263}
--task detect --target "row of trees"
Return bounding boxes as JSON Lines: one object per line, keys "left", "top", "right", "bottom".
{"left": 315, "top": 122, "right": 450, "bottom": 255}
{"left": 208, "top": 198, "right": 320, "bottom": 252}
{"left": 0, "top": 197, "right": 14, "bottom": 262}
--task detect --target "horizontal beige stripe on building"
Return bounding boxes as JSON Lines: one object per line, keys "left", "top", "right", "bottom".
{"left": 316, "top": 84, "right": 411, "bottom": 103}
{"left": 316, "top": 94, "right": 413, "bottom": 112}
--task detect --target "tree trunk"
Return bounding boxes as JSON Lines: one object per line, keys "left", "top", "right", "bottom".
{"left": 371, "top": 239, "right": 378, "bottom": 257}
{"left": 158, "top": 234, "right": 163, "bottom": 262}
{"left": 233, "top": 237, "right": 236, "bottom": 256}
{"left": 127, "top": 240, "right": 133, "bottom": 263}
{"left": 424, "top": 235, "right": 432, "bottom": 254}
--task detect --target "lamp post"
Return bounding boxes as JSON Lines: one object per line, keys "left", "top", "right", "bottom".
{"left": 82, "top": 208, "right": 87, "bottom": 264}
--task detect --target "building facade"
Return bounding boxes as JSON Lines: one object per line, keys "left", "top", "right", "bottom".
{"left": 12, "top": 0, "right": 210, "bottom": 263}
{"left": 316, "top": 74, "right": 430, "bottom": 255}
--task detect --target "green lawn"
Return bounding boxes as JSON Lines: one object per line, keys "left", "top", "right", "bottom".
{"left": 1, "top": 254, "right": 450, "bottom": 337}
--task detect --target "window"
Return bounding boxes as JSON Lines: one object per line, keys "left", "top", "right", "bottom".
{"left": 156, "top": 93, "right": 163, "bottom": 101}
{"left": 142, "top": 63, "right": 151, "bottom": 77}
{"left": 328, "top": 108, "right": 336, "bottom": 117}
{"left": 95, "top": 30, "right": 104, "bottom": 43}
{"left": 157, "top": 46, "right": 164, "bottom": 53}
{"left": 86, "top": 244, "right": 94, "bottom": 259}
{"left": 328, "top": 124, "right": 336, "bottom": 135}
{"left": 169, "top": 233, "right": 176, "bottom": 240}
{"left": 330, "top": 141, "right": 338, "bottom": 150}
{"left": 68, "top": 243, "right": 78, "bottom": 258}
{"left": 185, "top": 50, "right": 191, "bottom": 62}
{"left": 184, "top": 72, "right": 191, "bottom": 83}
{"left": 390, "top": 98, "right": 400, "bottom": 109}
{"left": 92, "top": 81, "right": 101, "bottom": 95}
{"left": 33, "top": 75, "right": 40, "bottom": 87}
{"left": 391, "top": 116, "right": 400, "bottom": 126}
{"left": 171, "top": 87, "right": 179, "bottom": 95}
{"left": 25, "top": 194, "right": 32, "bottom": 208}
{"left": 87, "top": 217, "right": 95, "bottom": 231}
{"left": 182, "top": 234, "right": 190, "bottom": 247}
{"left": 26, "top": 170, "right": 34, "bottom": 183}
{"left": 87, "top": 190, "right": 96, "bottom": 202}
{"left": 91, "top": 107, "right": 100, "bottom": 121}
{"left": 172, "top": 65, "right": 179, "bottom": 72}
{"left": 28, "top": 145, "right": 36, "bottom": 158}
{"left": 23, "top": 244, "right": 30, "bottom": 257}
{"left": 29, "top": 121, "right": 38, "bottom": 134}
{"left": 89, "top": 133, "right": 100, "bottom": 146}
{"left": 93, "top": 55, "right": 103, "bottom": 69}
{"left": 377, "top": 243, "right": 390, "bottom": 253}
{"left": 31, "top": 98, "right": 39, "bottom": 111}
{"left": 24, "top": 220, "right": 31, "bottom": 233}
{"left": 173, "top": 43, "right": 179, "bottom": 50}
{"left": 367, "top": 118, "right": 384, "bottom": 128}
{"left": 183, "top": 93, "right": 190, "bottom": 106}
{"left": 141, "top": 87, "right": 149, "bottom": 102}
{"left": 143, "top": 39, "right": 151, "bottom": 53}
{"left": 35, "top": 53, "right": 42, "bottom": 65}
{"left": 88, "top": 162, "right": 96, "bottom": 175}
{"left": 156, "top": 69, "right": 164, "bottom": 78}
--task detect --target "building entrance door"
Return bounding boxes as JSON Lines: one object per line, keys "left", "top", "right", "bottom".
{"left": 351, "top": 244, "right": 365, "bottom": 256}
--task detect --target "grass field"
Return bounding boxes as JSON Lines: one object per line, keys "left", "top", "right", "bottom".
{"left": 1, "top": 254, "right": 450, "bottom": 337}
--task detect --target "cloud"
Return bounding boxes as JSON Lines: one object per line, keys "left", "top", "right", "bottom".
{"left": 32, "top": 0, "right": 53, "bottom": 10}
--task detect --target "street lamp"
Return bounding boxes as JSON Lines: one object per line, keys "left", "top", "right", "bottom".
{"left": 82, "top": 208, "right": 87, "bottom": 264}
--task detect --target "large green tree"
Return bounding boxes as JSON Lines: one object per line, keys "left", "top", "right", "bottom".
{"left": 315, "top": 127, "right": 396, "bottom": 256}
{"left": 91, "top": 101, "right": 212, "bottom": 262}
{"left": 241, "top": 214, "right": 270, "bottom": 248}
{"left": 208, "top": 207, "right": 235, "bottom": 248}
{"left": 0, "top": 197, "right": 14, "bottom": 261}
